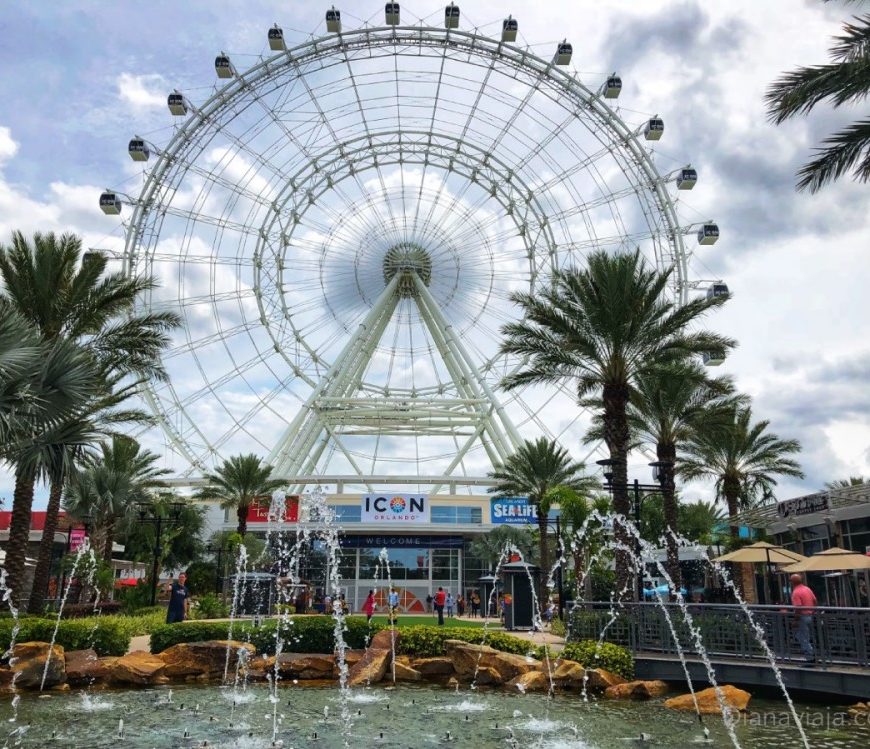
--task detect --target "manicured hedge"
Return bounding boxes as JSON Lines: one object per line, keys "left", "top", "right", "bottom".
{"left": 560, "top": 640, "right": 634, "bottom": 680}
{"left": 0, "top": 617, "right": 130, "bottom": 657}
{"left": 395, "top": 626, "right": 537, "bottom": 658}
{"left": 150, "top": 615, "right": 382, "bottom": 655}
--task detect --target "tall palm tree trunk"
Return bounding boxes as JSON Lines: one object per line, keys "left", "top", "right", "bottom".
{"left": 5, "top": 467, "right": 37, "bottom": 607}
{"left": 658, "top": 444, "right": 681, "bottom": 591}
{"left": 26, "top": 478, "right": 63, "bottom": 614}
{"left": 603, "top": 383, "right": 633, "bottom": 600}
{"left": 237, "top": 504, "right": 248, "bottom": 537}
{"left": 102, "top": 521, "right": 114, "bottom": 564}
{"left": 537, "top": 511, "right": 549, "bottom": 615}
{"left": 723, "top": 476, "right": 741, "bottom": 539}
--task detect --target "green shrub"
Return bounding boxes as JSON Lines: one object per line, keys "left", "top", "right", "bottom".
{"left": 395, "top": 626, "right": 536, "bottom": 658}
{"left": 560, "top": 639, "right": 634, "bottom": 680}
{"left": 117, "top": 581, "right": 154, "bottom": 613}
{"left": 0, "top": 617, "right": 130, "bottom": 657}
{"left": 549, "top": 617, "right": 566, "bottom": 637}
{"left": 150, "top": 615, "right": 381, "bottom": 655}
{"left": 191, "top": 593, "right": 229, "bottom": 620}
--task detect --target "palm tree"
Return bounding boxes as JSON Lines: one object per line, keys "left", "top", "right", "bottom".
{"left": 824, "top": 476, "right": 866, "bottom": 490}
{"left": 553, "top": 488, "right": 611, "bottom": 602}
{"left": 488, "top": 437, "right": 597, "bottom": 610}
{"left": 0, "top": 309, "right": 101, "bottom": 606}
{"left": 194, "top": 454, "right": 284, "bottom": 537}
{"left": 0, "top": 230, "right": 180, "bottom": 606}
{"left": 766, "top": 2, "right": 870, "bottom": 192}
{"left": 499, "top": 250, "right": 733, "bottom": 597}
{"left": 468, "top": 525, "right": 537, "bottom": 571}
{"left": 584, "top": 361, "right": 741, "bottom": 586}
{"left": 679, "top": 405, "right": 805, "bottom": 539}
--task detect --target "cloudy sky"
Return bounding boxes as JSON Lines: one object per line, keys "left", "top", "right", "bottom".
{"left": 0, "top": 0, "right": 868, "bottom": 507}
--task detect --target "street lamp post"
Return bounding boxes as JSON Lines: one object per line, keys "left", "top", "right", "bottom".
{"left": 596, "top": 459, "right": 665, "bottom": 601}
{"left": 552, "top": 514, "right": 566, "bottom": 621}
{"left": 136, "top": 502, "right": 185, "bottom": 607}
{"left": 206, "top": 542, "right": 226, "bottom": 595}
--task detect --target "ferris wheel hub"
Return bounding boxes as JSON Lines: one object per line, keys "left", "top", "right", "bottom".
{"left": 382, "top": 243, "right": 433, "bottom": 298}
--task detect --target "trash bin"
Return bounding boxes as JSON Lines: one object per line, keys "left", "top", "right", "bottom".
{"left": 229, "top": 572, "right": 276, "bottom": 616}
{"left": 500, "top": 561, "right": 540, "bottom": 630}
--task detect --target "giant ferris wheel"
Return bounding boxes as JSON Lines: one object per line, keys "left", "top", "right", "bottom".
{"left": 101, "top": 4, "right": 719, "bottom": 493}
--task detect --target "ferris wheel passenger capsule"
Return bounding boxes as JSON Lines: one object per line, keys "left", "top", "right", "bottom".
{"left": 167, "top": 92, "right": 187, "bottom": 116}
{"left": 702, "top": 351, "right": 726, "bottom": 367}
{"left": 99, "top": 191, "right": 121, "bottom": 215}
{"left": 385, "top": 2, "right": 400, "bottom": 25}
{"left": 501, "top": 16, "right": 518, "bottom": 42}
{"left": 128, "top": 138, "right": 150, "bottom": 162}
{"left": 555, "top": 41, "right": 572, "bottom": 65}
{"left": 676, "top": 166, "right": 697, "bottom": 189}
{"left": 215, "top": 54, "right": 234, "bottom": 79}
{"left": 268, "top": 24, "right": 286, "bottom": 50}
{"left": 697, "top": 223, "right": 719, "bottom": 245}
{"left": 706, "top": 282, "right": 729, "bottom": 300}
{"left": 644, "top": 117, "right": 664, "bottom": 140}
{"left": 444, "top": 3, "right": 460, "bottom": 28}
{"left": 326, "top": 8, "right": 342, "bottom": 33}
{"left": 603, "top": 74, "right": 622, "bottom": 99}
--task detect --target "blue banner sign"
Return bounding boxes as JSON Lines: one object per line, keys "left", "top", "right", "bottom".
{"left": 490, "top": 497, "right": 536, "bottom": 524}
{"left": 339, "top": 535, "right": 464, "bottom": 549}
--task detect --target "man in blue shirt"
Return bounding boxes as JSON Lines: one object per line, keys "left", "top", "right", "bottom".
{"left": 166, "top": 572, "right": 190, "bottom": 623}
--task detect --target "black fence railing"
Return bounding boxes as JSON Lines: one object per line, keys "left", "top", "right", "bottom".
{"left": 567, "top": 602, "right": 870, "bottom": 668}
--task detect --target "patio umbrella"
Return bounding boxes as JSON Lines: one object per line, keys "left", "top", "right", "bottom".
{"left": 782, "top": 548, "right": 870, "bottom": 607}
{"left": 713, "top": 542, "right": 808, "bottom": 603}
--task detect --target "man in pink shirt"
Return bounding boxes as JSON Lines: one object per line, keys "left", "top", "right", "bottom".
{"left": 790, "top": 573, "right": 817, "bottom": 663}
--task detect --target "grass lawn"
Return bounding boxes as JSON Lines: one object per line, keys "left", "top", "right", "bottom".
{"left": 368, "top": 614, "right": 493, "bottom": 629}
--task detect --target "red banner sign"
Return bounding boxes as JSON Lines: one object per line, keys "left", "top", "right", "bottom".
{"left": 247, "top": 495, "right": 299, "bottom": 523}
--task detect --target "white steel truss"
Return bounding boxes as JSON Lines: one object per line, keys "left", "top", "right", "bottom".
{"left": 268, "top": 267, "right": 521, "bottom": 493}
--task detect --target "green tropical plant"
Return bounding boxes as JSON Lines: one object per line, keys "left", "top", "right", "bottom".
{"left": 679, "top": 405, "right": 804, "bottom": 538}
{"left": 498, "top": 250, "right": 733, "bottom": 597}
{"left": 488, "top": 438, "right": 596, "bottom": 610}
{"left": 555, "top": 488, "right": 612, "bottom": 601}
{"left": 0, "top": 230, "right": 179, "bottom": 608}
{"left": 766, "top": 2, "right": 870, "bottom": 192}
{"left": 559, "top": 639, "right": 634, "bottom": 680}
{"left": 468, "top": 524, "right": 536, "bottom": 571}
{"left": 824, "top": 476, "right": 866, "bottom": 490}
{"left": 194, "top": 454, "right": 283, "bottom": 537}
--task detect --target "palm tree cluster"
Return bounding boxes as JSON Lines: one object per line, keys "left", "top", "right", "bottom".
{"left": 497, "top": 250, "right": 804, "bottom": 598}
{"left": 0, "top": 231, "right": 180, "bottom": 612}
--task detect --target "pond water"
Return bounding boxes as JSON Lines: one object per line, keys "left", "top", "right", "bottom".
{"left": 2, "top": 683, "right": 868, "bottom": 748}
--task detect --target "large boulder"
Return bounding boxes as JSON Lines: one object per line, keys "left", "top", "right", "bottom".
{"left": 584, "top": 668, "right": 627, "bottom": 692}
{"left": 392, "top": 661, "right": 422, "bottom": 682}
{"left": 604, "top": 680, "right": 669, "bottom": 700}
{"left": 369, "top": 629, "right": 401, "bottom": 651}
{"left": 64, "top": 649, "right": 109, "bottom": 685}
{"left": 275, "top": 653, "right": 335, "bottom": 680}
{"left": 160, "top": 640, "right": 255, "bottom": 680}
{"left": 664, "top": 685, "right": 751, "bottom": 715}
{"left": 109, "top": 650, "right": 167, "bottom": 685}
{"left": 347, "top": 649, "right": 391, "bottom": 686}
{"left": 443, "top": 640, "right": 538, "bottom": 683}
{"left": 551, "top": 659, "right": 586, "bottom": 688}
{"left": 410, "top": 656, "right": 455, "bottom": 676}
{"left": 507, "top": 670, "right": 551, "bottom": 693}
{"left": 10, "top": 642, "right": 65, "bottom": 689}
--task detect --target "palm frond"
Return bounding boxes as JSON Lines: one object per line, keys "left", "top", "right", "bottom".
{"left": 795, "top": 118, "right": 870, "bottom": 191}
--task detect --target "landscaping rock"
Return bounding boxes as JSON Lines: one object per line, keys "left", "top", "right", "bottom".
{"left": 392, "top": 661, "right": 422, "bottom": 682}
{"left": 109, "top": 650, "right": 167, "bottom": 685}
{"left": 507, "top": 670, "right": 551, "bottom": 693}
{"left": 584, "top": 668, "right": 627, "bottom": 692}
{"left": 160, "top": 640, "right": 256, "bottom": 680}
{"left": 10, "top": 642, "right": 65, "bottom": 689}
{"left": 276, "top": 653, "right": 335, "bottom": 680}
{"left": 443, "top": 640, "right": 538, "bottom": 683}
{"left": 664, "top": 685, "right": 751, "bottom": 715}
{"left": 551, "top": 659, "right": 586, "bottom": 688}
{"left": 410, "top": 656, "right": 455, "bottom": 676}
{"left": 64, "top": 649, "right": 108, "bottom": 685}
{"left": 370, "top": 629, "right": 401, "bottom": 651}
{"left": 474, "top": 666, "right": 503, "bottom": 685}
{"left": 849, "top": 702, "right": 870, "bottom": 717}
{"left": 347, "top": 648, "right": 391, "bottom": 686}
{"left": 604, "top": 680, "right": 669, "bottom": 700}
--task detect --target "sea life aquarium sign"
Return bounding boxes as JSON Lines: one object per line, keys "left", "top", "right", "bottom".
{"left": 490, "top": 497, "right": 536, "bottom": 525}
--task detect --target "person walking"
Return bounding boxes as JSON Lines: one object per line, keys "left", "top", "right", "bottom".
{"left": 363, "top": 589, "right": 376, "bottom": 623}
{"left": 470, "top": 590, "right": 480, "bottom": 618}
{"left": 457, "top": 594, "right": 465, "bottom": 617}
{"left": 433, "top": 586, "right": 446, "bottom": 625}
{"left": 790, "top": 573, "right": 817, "bottom": 664}
{"left": 166, "top": 572, "right": 190, "bottom": 624}
{"left": 446, "top": 592, "right": 455, "bottom": 618}
{"left": 388, "top": 587, "right": 400, "bottom": 626}
{"left": 426, "top": 593, "right": 433, "bottom": 614}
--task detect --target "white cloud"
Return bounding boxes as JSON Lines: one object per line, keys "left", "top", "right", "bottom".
{"left": 117, "top": 72, "right": 167, "bottom": 111}
{"left": 0, "top": 127, "right": 18, "bottom": 164}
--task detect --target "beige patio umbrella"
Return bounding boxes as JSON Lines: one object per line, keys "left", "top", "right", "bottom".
{"left": 713, "top": 542, "right": 808, "bottom": 603}
{"left": 782, "top": 548, "right": 870, "bottom": 607}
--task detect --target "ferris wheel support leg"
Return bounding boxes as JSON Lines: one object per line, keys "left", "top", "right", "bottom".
{"left": 412, "top": 273, "right": 522, "bottom": 451}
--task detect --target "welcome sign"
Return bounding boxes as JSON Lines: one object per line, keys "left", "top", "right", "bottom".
{"left": 490, "top": 497, "right": 537, "bottom": 524}
{"left": 361, "top": 494, "right": 430, "bottom": 523}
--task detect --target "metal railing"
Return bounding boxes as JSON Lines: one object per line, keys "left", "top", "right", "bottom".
{"left": 568, "top": 602, "right": 870, "bottom": 668}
